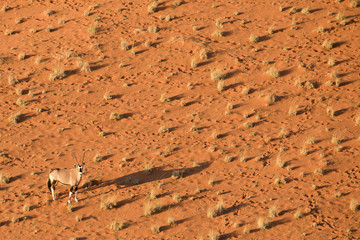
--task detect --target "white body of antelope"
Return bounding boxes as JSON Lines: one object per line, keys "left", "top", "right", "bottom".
{"left": 47, "top": 152, "right": 85, "bottom": 203}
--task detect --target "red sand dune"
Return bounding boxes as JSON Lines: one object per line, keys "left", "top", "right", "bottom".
{"left": 1, "top": 0, "right": 360, "bottom": 239}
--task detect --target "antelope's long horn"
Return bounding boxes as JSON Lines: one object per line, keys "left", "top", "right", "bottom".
{"left": 72, "top": 152, "right": 80, "bottom": 165}
{"left": 81, "top": 151, "right": 86, "bottom": 164}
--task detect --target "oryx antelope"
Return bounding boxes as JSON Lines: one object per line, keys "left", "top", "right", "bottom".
{"left": 47, "top": 152, "right": 85, "bottom": 203}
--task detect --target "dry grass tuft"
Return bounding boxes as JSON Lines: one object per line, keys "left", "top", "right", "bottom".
{"left": 0, "top": 172, "right": 10, "bottom": 184}
{"left": 210, "top": 69, "right": 226, "bottom": 81}
{"left": 217, "top": 80, "right": 225, "bottom": 92}
{"left": 9, "top": 112, "right": 22, "bottom": 124}
{"left": 93, "top": 153, "right": 103, "bottom": 162}
{"left": 301, "top": 7, "right": 310, "bottom": 15}
{"left": 100, "top": 194, "right": 117, "bottom": 209}
{"left": 158, "top": 125, "right": 169, "bottom": 134}
{"left": 49, "top": 65, "right": 65, "bottom": 81}
{"left": 314, "top": 168, "right": 324, "bottom": 176}
{"left": 77, "top": 59, "right": 91, "bottom": 73}
{"left": 249, "top": 34, "right": 259, "bottom": 43}
{"left": 168, "top": 215, "right": 176, "bottom": 226}
{"left": 326, "top": 106, "right": 334, "bottom": 118}
{"left": 109, "top": 112, "right": 123, "bottom": 121}
{"left": 159, "top": 93, "right": 170, "bottom": 103}
{"left": 212, "top": 29, "right": 223, "bottom": 37}
{"left": 257, "top": 217, "right": 269, "bottom": 230}
{"left": 18, "top": 53, "right": 25, "bottom": 61}
{"left": 328, "top": 56, "right": 335, "bottom": 66}
{"left": 8, "top": 75, "right": 19, "bottom": 86}
{"left": 266, "top": 67, "right": 280, "bottom": 78}
{"left": 199, "top": 49, "right": 208, "bottom": 60}
{"left": 172, "top": 192, "right": 182, "bottom": 203}
{"left": 268, "top": 205, "right": 278, "bottom": 218}
{"left": 207, "top": 207, "right": 216, "bottom": 218}
{"left": 276, "top": 155, "right": 285, "bottom": 168}
{"left": 350, "top": 199, "right": 359, "bottom": 212}
{"left": 294, "top": 209, "right": 303, "bottom": 219}
{"left": 110, "top": 221, "right": 128, "bottom": 231}
{"left": 322, "top": 40, "right": 333, "bottom": 50}
{"left": 171, "top": 169, "right": 185, "bottom": 179}
{"left": 208, "top": 230, "right": 220, "bottom": 240}
{"left": 151, "top": 223, "right": 160, "bottom": 233}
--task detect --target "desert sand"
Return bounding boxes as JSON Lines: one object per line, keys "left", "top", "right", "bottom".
{"left": 1, "top": 0, "right": 360, "bottom": 239}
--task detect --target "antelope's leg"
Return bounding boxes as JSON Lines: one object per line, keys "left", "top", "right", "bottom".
{"left": 68, "top": 186, "right": 74, "bottom": 204}
{"left": 51, "top": 181, "right": 56, "bottom": 201}
{"left": 74, "top": 186, "right": 79, "bottom": 202}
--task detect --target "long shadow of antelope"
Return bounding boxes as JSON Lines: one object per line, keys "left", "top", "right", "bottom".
{"left": 82, "top": 161, "right": 212, "bottom": 193}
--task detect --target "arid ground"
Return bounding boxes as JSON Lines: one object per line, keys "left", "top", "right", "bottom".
{"left": 1, "top": 0, "right": 360, "bottom": 239}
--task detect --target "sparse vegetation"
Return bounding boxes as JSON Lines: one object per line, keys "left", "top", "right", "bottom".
{"left": 49, "top": 65, "right": 65, "bottom": 81}
{"left": 350, "top": 199, "right": 359, "bottom": 212}
{"left": 9, "top": 112, "right": 22, "bottom": 124}
{"left": 294, "top": 209, "right": 303, "bottom": 219}
{"left": 249, "top": 34, "right": 259, "bottom": 43}
{"left": 268, "top": 205, "right": 278, "bottom": 218}
{"left": 257, "top": 217, "right": 269, "bottom": 230}
{"left": 210, "top": 69, "right": 226, "bottom": 81}
{"left": 110, "top": 220, "right": 128, "bottom": 231}
{"left": 322, "top": 40, "right": 333, "bottom": 50}
{"left": 266, "top": 67, "right": 280, "bottom": 78}
{"left": 93, "top": 153, "right": 103, "bottom": 162}
{"left": 0, "top": 172, "right": 9, "bottom": 184}
{"left": 100, "top": 194, "right": 117, "bottom": 209}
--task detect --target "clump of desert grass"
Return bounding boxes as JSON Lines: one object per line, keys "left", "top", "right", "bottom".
{"left": 294, "top": 209, "right": 303, "bottom": 219}
{"left": 211, "top": 69, "right": 226, "bottom": 81}
{"left": 257, "top": 217, "right": 269, "bottom": 230}
{"left": 190, "top": 57, "right": 197, "bottom": 68}
{"left": 170, "top": 192, "right": 181, "bottom": 202}
{"left": 354, "top": 114, "right": 360, "bottom": 126}
{"left": 350, "top": 0, "right": 360, "bottom": 8}
{"left": 266, "top": 93, "right": 277, "bottom": 104}
{"left": 249, "top": 34, "right": 259, "bottom": 43}
{"left": 326, "top": 106, "right": 334, "bottom": 118}
{"left": 0, "top": 172, "right": 10, "bottom": 184}
{"left": 217, "top": 80, "right": 225, "bottom": 92}
{"left": 266, "top": 67, "right": 280, "bottom": 78}
{"left": 100, "top": 194, "right": 117, "bottom": 209}
{"left": 167, "top": 215, "right": 176, "bottom": 226}
{"left": 49, "top": 65, "right": 65, "bottom": 81}
{"left": 199, "top": 49, "right": 208, "bottom": 60}
{"left": 268, "top": 205, "right": 278, "bottom": 218}
{"left": 322, "top": 40, "right": 333, "bottom": 50}
{"left": 158, "top": 125, "right": 169, "bottom": 134}
{"left": 148, "top": 25, "right": 158, "bottom": 33}
{"left": 328, "top": 56, "right": 335, "bottom": 66}
{"left": 93, "top": 153, "right": 103, "bottom": 162}
{"left": 9, "top": 112, "right": 22, "bottom": 124}
{"left": 144, "top": 201, "right": 162, "bottom": 216}
{"left": 151, "top": 223, "right": 161, "bottom": 233}
{"left": 18, "top": 52, "right": 26, "bottom": 61}
{"left": 350, "top": 199, "right": 359, "bottom": 212}
{"left": 147, "top": 1, "right": 159, "bottom": 14}
{"left": 331, "top": 134, "right": 341, "bottom": 145}
{"left": 76, "top": 59, "right": 91, "bottom": 73}
{"left": 288, "top": 106, "right": 297, "bottom": 116}
{"left": 110, "top": 220, "right": 128, "bottom": 231}
{"left": 171, "top": 169, "right": 185, "bottom": 179}
{"left": 88, "top": 25, "right": 97, "bottom": 35}
{"left": 314, "top": 168, "right": 324, "bottom": 176}
{"left": 276, "top": 155, "right": 285, "bottom": 168}
{"left": 109, "top": 112, "right": 122, "bottom": 120}
{"left": 212, "top": 29, "right": 223, "bottom": 37}
{"left": 208, "top": 230, "right": 220, "bottom": 240}
{"left": 159, "top": 93, "right": 170, "bottom": 103}
{"left": 301, "top": 7, "right": 310, "bottom": 15}
{"left": 8, "top": 75, "right": 19, "bottom": 86}
{"left": 16, "top": 98, "right": 27, "bottom": 107}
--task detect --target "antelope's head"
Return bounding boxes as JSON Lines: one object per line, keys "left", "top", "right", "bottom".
{"left": 72, "top": 152, "right": 86, "bottom": 176}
